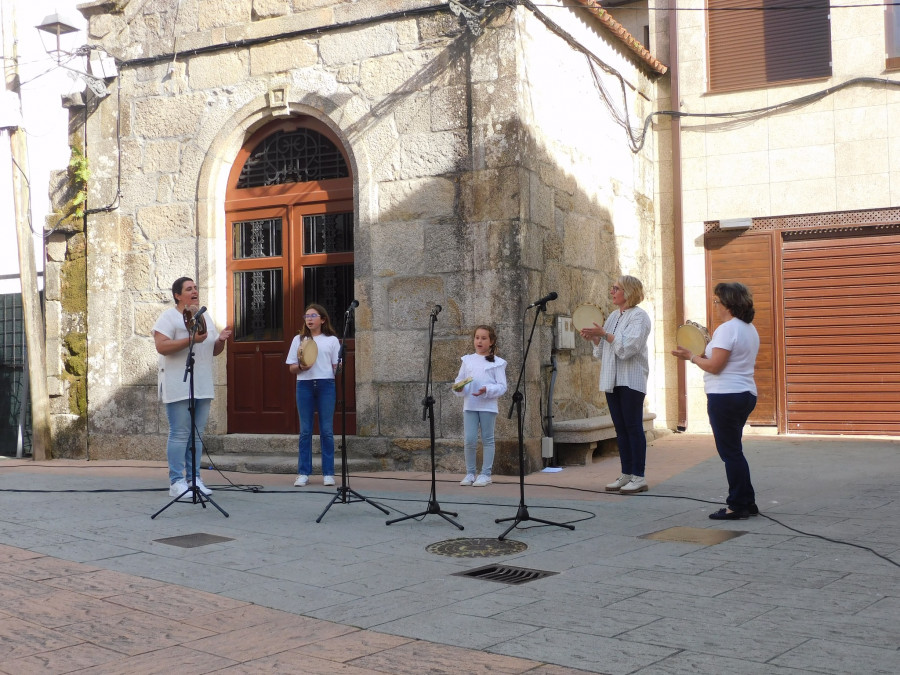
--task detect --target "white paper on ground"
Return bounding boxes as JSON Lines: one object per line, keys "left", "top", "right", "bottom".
{"left": 540, "top": 467, "right": 563, "bottom": 473}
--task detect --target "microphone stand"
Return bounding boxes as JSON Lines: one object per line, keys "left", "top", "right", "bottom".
{"left": 317, "top": 303, "right": 389, "bottom": 522}
{"left": 496, "top": 300, "right": 573, "bottom": 540}
{"left": 387, "top": 307, "right": 463, "bottom": 529}
{"left": 152, "top": 316, "right": 228, "bottom": 519}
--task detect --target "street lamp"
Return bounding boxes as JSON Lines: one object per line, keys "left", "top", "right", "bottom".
{"left": 35, "top": 11, "right": 82, "bottom": 63}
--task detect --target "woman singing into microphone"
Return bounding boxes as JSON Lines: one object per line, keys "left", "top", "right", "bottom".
{"left": 153, "top": 277, "right": 231, "bottom": 498}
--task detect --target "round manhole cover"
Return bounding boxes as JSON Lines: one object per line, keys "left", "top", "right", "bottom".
{"left": 426, "top": 537, "right": 527, "bottom": 558}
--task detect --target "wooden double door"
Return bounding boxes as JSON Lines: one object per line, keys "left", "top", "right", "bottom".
{"left": 224, "top": 118, "right": 356, "bottom": 434}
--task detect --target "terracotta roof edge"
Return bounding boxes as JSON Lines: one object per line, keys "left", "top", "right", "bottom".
{"left": 570, "top": 0, "right": 668, "bottom": 75}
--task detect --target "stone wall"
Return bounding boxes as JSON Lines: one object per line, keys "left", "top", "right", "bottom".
{"left": 54, "top": 0, "right": 663, "bottom": 469}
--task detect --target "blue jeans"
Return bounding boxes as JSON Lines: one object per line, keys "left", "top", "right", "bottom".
{"left": 165, "top": 397, "right": 211, "bottom": 485}
{"left": 296, "top": 379, "right": 336, "bottom": 476}
{"left": 606, "top": 386, "right": 647, "bottom": 477}
{"left": 463, "top": 410, "right": 497, "bottom": 477}
{"left": 707, "top": 392, "right": 757, "bottom": 511}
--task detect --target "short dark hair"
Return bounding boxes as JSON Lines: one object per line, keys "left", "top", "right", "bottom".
{"left": 171, "top": 277, "right": 193, "bottom": 302}
{"left": 715, "top": 282, "right": 755, "bottom": 323}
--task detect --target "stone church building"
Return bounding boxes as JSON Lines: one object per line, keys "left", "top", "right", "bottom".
{"left": 46, "top": 0, "right": 670, "bottom": 472}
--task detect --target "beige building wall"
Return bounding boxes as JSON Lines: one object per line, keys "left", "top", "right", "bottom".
{"left": 674, "top": 0, "right": 900, "bottom": 431}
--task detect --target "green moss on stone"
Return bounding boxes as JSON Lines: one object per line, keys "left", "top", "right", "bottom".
{"left": 62, "top": 331, "right": 87, "bottom": 417}
{"left": 63, "top": 332, "right": 87, "bottom": 377}
{"left": 60, "top": 256, "right": 87, "bottom": 315}
{"left": 68, "top": 377, "right": 88, "bottom": 417}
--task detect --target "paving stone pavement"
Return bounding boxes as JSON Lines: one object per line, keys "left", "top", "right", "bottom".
{"left": 0, "top": 433, "right": 897, "bottom": 674}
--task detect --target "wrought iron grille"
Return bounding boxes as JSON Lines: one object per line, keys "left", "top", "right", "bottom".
{"left": 233, "top": 218, "right": 282, "bottom": 259}
{"left": 236, "top": 129, "right": 349, "bottom": 188}
{"left": 0, "top": 293, "right": 31, "bottom": 456}
{"left": 304, "top": 264, "right": 354, "bottom": 337}
{"left": 233, "top": 269, "right": 284, "bottom": 342}
{"left": 304, "top": 213, "right": 353, "bottom": 254}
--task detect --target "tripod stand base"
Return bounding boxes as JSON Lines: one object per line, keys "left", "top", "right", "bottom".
{"left": 386, "top": 498, "right": 464, "bottom": 530}
{"left": 151, "top": 487, "right": 229, "bottom": 519}
{"left": 495, "top": 503, "right": 573, "bottom": 540}
{"left": 317, "top": 486, "right": 390, "bottom": 522}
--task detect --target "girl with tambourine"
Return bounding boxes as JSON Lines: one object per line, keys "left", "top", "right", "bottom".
{"left": 286, "top": 303, "right": 340, "bottom": 487}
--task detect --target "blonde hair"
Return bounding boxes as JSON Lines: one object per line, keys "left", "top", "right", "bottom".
{"left": 617, "top": 275, "right": 645, "bottom": 307}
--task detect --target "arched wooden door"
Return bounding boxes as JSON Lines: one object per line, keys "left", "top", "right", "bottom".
{"left": 225, "top": 117, "right": 355, "bottom": 434}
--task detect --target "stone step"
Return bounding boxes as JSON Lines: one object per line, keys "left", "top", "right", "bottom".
{"left": 203, "top": 453, "right": 385, "bottom": 475}
{"left": 206, "top": 434, "right": 391, "bottom": 460}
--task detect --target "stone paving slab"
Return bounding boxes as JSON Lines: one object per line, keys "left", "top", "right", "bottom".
{"left": 0, "top": 434, "right": 898, "bottom": 673}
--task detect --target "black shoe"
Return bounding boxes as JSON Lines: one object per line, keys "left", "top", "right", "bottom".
{"left": 709, "top": 508, "right": 749, "bottom": 520}
{"left": 746, "top": 504, "right": 759, "bottom": 516}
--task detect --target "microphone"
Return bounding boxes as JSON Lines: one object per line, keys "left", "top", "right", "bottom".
{"left": 346, "top": 299, "right": 359, "bottom": 312}
{"left": 526, "top": 292, "right": 558, "bottom": 308}
{"left": 193, "top": 306, "right": 208, "bottom": 319}
{"left": 431, "top": 304, "right": 442, "bottom": 316}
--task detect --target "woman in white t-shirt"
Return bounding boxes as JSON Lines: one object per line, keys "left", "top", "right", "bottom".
{"left": 672, "top": 282, "right": 760, "bottom": 520}
{"left": 285, "top": 303, "right": 341, "bottom": 487}
{"left": 153, "top": 277, "right": 232, "bottom": 498}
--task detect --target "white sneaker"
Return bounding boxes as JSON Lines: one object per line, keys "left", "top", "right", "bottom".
{"left": 605, "top": 474, "right": 632, "bottom": 492}
{"left": 619, "top": 476, "right": 648, "bottom": 493}
{"left": 169, "top": 480, "right": 190, "bottom": 497}
{"left": 293, "top": 474, "right": 309, "bottom": 487}
{"left": 193, "top": 479, "right": 212, "bottom": 496}
{"left": 460, "top": 473, "right": 475, "bottom": 486}
{"left": 323, "top": 476, "right": 335, "bottom": 486}
{"left": 472, "top": 474, "right": 491, "bottom": 487}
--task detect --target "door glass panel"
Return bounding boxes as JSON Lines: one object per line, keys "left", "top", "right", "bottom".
{"left": 233, "top": 269, "right": 283, "bottom": 342}
{"left": 304, "top": 213, "right": 353, "bottom": 254}
{"left": 304, "top": 264, "right": 354, "bottom": 337}
{"left": 233, "top": 218, "right": 282, "bottom": 259}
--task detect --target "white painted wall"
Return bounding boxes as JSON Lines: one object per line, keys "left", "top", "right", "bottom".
{"left": 0, "top": 0, "right": 85, "bottom": 294}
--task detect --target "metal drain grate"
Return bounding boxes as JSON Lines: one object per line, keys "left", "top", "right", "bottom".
{"left": 453, "top": 564, "right": 557, "bottom": 585}
{"left": 154, "top": 533, "right": 235, "bottom": 548}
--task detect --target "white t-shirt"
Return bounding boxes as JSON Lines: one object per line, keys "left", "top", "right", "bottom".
{"left": 152, "top": 307, "right": 220, "bottom": 403}
{"left": 286, "top": 333, "right": 341, "bottom": 380}
{"left": 452, "top": 353, "right": 508, "bottom": 413}
{"left": 703, "top": 317, "right": 759, "bottom": 395}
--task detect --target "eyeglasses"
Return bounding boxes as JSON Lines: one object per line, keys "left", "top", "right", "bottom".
{"left": 611, "top": 285, "right": 622, "bottom": 292}
{"left": 304, "top": 314, "right": 321, "bottom": 319}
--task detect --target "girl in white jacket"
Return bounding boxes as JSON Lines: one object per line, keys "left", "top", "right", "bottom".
{"left": 452, "top": 325, "right": 508, "bottom": 486}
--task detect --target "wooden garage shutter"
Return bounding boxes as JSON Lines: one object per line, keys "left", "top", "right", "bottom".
{"left": 782, "top": 233, "right": 900, "bottom": 434}
{"left": 707, "top": 233, "right": 777, "bottom": 425}
{"left": 708, "top": 0, "right": 832, "bottom": 93}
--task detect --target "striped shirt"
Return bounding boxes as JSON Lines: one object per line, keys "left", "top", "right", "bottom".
{"left": 591, "top": 306, "right": 651, "bottom": 394}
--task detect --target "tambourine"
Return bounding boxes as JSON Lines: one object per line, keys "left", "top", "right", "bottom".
{"left": 297, "top": 337, "right": 318, "bottom": 367}
{"left": 572, "top": 304, "right": 605, "bottom": 332}
{"left": 452, "top": 377, "right": 473, "bottom": 392}
{"left": 676, "top": 320, "right": 710, "bottom": 356}
{"left": 183, "top": 306, "right": 207, "bottom": 336}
